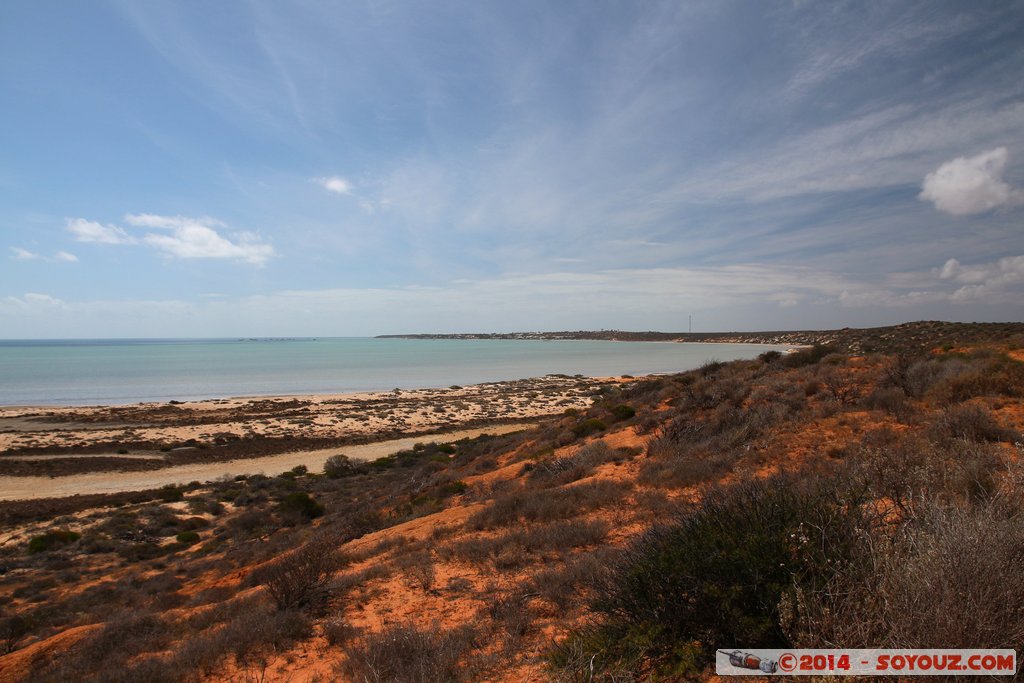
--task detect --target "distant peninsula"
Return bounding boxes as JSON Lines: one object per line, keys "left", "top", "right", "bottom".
{"left": 378, "top": 320, "right": 1024, "bottom": 354}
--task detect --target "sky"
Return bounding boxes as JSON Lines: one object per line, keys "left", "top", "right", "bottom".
{"left": 2, "top": 1, "right": 1024, "bottom": 338}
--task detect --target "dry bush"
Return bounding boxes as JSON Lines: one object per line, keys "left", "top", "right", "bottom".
{"left": 324, "top": 616, "right": 362, "bottom": 646}
{"left": 468, "top": 478, "right": 632, "bottom": 530}
{"left": 861, "top": 386, "right": 913, "bottom": 420}
{"left": 529, "top": 549, "right": 617, "bottom": 611}
{"left": 449, "top": 519, "right": 610, "bottom": 569}
{"left": 484, "top": 590, "right": 536, "bottom": 651}
{"left": 527, "top": 441, "right": 618, "bottom": 487}
{"left": 651, "top": 402, "right": 789, "bottom": 460}
{"left": 171, "top": 600, "right": 311, "bottom": 680}
{"left": 638, "top": 449, "right": 736, "bottom": 489}
{"left": 1, "top": 613, "right": 30, "bottom": 654}
{"left": 786, "top": 500, "right": 1024, "bottom": 651}
{"left": 929, "top": 403, "right": 1018, "bottom": 443}
{"left": 248, "top": 534, "right": 344, "bottom": 610}
{"left": 860, "top": 433, "right": 1001, "bottom": 512}
{"left": 395, "top": 550, "right": 436, "bottom": 592}
{"left": 337, "top": 621, "right": 481, "bottom": 683}
{"left": 927, "top": 354, "right": 1024, "bottom": 403}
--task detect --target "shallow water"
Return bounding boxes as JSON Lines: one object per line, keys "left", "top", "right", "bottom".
{"left": 0, "top": 337, "right": 788, "bottom": 406}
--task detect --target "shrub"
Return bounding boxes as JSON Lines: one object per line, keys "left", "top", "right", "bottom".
{"left": 786, "top": 500, "right": 1024, "bottom": 651}
{"left": 862, "top": 386, "right": 912, "bottom": 419}
{"left": 527, "top": 441, "right": 616, "bottom": 487}
{"left": 27, "top": 529, "right": 80, "bottom": 554}
{"left": 176, "top": 531, "right": 201, "bottom": 545}
{"left": 551, "top": 475, "right": 875, "bottom": 677}
{"left": 277, "top": 492, "right": 325, "bottom": 522}
{"left": 469, "top": 479, "right": 631, "bottom": 530}
{"left": 451, "top": 519, "right": 610, "bottom": 569}
{"left": 530, "top": 550, "right": 615, "bottom": 611}
{"left": 860, "top": 433, "right": 1001, "bottom": 510}
{"left": 324, "top": 617, "right": 362, "bottom": 647}
{"left": 1, "top": 613, "right": 31, "bottom": 654}
{"left": 157, "top": 485, "right": 184, "bottom": 503}
{"left": 337, "top": 622, "right": 481, "bottom": 683}
{"left": 229, "top": 508, "right": 274, "bottom": 535}
{"left": 572, "top": 418, "right": 606, "bottom": 438}
{"left": 249, "top": 535, "right": 343, "bottom": 610}
{"left": 929, "top": 403, "right": 1017, "bottom": 443}
{"left": 637, "top": 449, "right": 734, "bottom": 489}
{"left": 611, "top": 405, "right": 636, "bottom": 421}
{"left": 439, "top": 480, "right": 468, "bottom": 497}
{"left": 783, "top": 344, "right": 834, "bottom": 368}
{"left": 396, "top": 551, "right": 436, "bottom": 592}
{"left": 485, "top": 591, "right": 535, "bottom": 650}
{"left": 324, "top": 454, "right": 361, "bottom": 478}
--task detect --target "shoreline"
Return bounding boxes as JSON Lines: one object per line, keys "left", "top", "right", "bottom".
{"left": 0, "top": 374, "right": 619, "bottom": 482}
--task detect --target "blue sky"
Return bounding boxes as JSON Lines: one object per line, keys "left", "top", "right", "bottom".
{"left": 2, "top": 1, "right": 1023, "bottom": 337}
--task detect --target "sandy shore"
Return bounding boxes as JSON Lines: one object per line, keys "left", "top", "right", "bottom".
{"left": 0, "top": 423, "right": 532, "bottom": 501}
{"left": 0, "top": 374, "right": 624, "bottom": 498}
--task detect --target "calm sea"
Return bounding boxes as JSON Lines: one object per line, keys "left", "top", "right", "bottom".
{"left": 0, "top": 338, "right": 788, "bottom": 406}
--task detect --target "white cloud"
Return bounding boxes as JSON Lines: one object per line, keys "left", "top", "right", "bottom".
{"left": 10, "top": 247, "right": 39, "bottom": 261}
{"left": 2, "top": 292, "right": 66, "bottom": 310}
{"left": 314, "top": 176, "right": 353, "bottom": 195}
{"left": 935, "top": 254, "right": 1024, "bottom": 302}
{"left": 123, "top": 213, "right": 226, "bottom": 229}
{"left": 67, "top": 218, "right": 133, "bottom": 244}
{"left": 139, "top": 217, "right": 275, "bottom": 265}
{"left": 66, "top": 214, "right": 274, "bottom": 266}
{"left": 919, "top": 147, "right": 1023, "bottom": 216}
{"left": 10, "top": 247, "right": 80, "bottom": 263}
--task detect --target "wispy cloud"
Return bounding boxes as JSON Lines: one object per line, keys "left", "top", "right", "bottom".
{"left": 54, "top": 251, "right": 79, "bottom": 263}
{"left": 67, "top": 218, "right": 133, "bottom": 244}
{"left": 9, "top": 247, "right": 79, "bottom": 263}
{"left": 10, "top": 247, "right": 39, "bottom": 261}
{"left": 66, "top": 214, "right": 274, "bottom": 266}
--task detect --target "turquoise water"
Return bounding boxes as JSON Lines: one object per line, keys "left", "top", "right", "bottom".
{"left": 0, "top": 338, "right": 787, "bottom": 406}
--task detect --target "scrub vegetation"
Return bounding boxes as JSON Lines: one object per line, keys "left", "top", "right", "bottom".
{"left": 2, "top": 321, "right": 1023, "bottom": 681}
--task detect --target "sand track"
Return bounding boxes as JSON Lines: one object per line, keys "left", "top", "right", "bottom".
{"left": 0, "top": 423, "right": 532, "bottom": 501}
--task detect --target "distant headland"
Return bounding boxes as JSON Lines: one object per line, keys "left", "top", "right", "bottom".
{"left": 378, "top": 320, "right": 1024, "bottom": 354}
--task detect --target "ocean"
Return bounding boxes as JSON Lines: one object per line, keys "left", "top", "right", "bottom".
{"left": 0, "top": 337, "right": 789, "bottom": 406}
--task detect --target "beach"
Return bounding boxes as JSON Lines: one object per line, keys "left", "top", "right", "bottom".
{"left": 0, "top": 374, "right": 616, "bottom": 498}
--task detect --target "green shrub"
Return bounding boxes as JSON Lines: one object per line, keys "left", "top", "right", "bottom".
{"left": 611, "top": 404, "right": 636, "bottom": 421}
{"left": 439, "top": 480, "right": 468, "bottom": 497}
{"left": 27, "top": 529, "right": 81, "bottom": 554}
{"left": 572, "top": 418, "right": 606, "bottom": 438}
{"left": 552, "top": 475, "right": 874, "bottom": 677}
{"left": 277, "top": 492, "right": 324, "bottom": 521}
{"left": 783, "top": 344, "right": 834, "bottom": 368}
{"left": 157, "top": 485, "right": 183, "bottom": 503}
{"left": 175, "top": 531, "right": 201, "bottom": 545}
